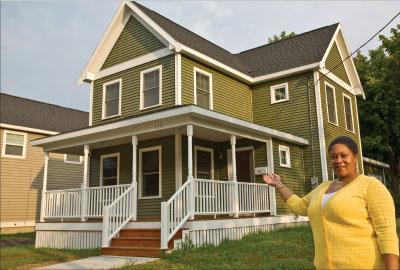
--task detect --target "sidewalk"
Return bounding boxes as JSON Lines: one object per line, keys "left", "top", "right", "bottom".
{"left": 34, "top": 255, "right": 159, "bottom": 270}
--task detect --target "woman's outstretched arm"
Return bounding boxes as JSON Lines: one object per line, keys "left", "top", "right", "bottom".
{"left": 263, "top": 174, "right": 294, "bottom": 202}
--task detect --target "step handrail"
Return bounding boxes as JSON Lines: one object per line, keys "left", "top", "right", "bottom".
{"left": 102, "top": 182, "right": 137, "bottom": 247}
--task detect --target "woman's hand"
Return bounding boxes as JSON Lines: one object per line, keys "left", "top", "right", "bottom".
{"left": 263, "top": 174, "right": 282, "bottom": 187}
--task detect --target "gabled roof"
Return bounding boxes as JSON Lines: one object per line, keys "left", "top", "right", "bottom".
{"left": 0, "top": 93, "right": 89, "bottom": 133}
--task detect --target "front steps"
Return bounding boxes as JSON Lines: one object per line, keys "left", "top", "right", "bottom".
{"left": 102, "top": 228, "right": 185, "bottom": 257}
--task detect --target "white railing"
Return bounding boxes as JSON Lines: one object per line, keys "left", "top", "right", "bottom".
{"left": 161, "top": 177, "right": 193, "bottom": 249}
{"left": 102, "top": 183, "right": 137, "bottom": 247}
{"left": 238, "top": 182, "right": 271, "bottom": 214}
{"left": 42, "top": 184, "right": 131, "bottom": 219}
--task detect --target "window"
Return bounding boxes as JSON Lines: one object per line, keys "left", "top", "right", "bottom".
{"left": 103, "top": 79, "right": 121, "bottom": 119}
{"left": 139, "top": 146, "right": 162, "bottom": 198}
{"left": 100, "top": 153, "right": 120, "bottom": 186}
{"left": 64, "top": 154, "right": 82, "bottom": 164}
{"left": 2, "top": 130, "right": 27, "bottom": 158}
{"left": 270, "top": 83, "right": 289, "bottom": 104}
{"left": 325, "top": 83, "right": 338, "bottom": 125}
{"left": 279, "top": 145, "right": 291, "bottom": 168}
{"left": 343, "top": 94, "right": 354, "bottom": 132}
{"left": 194, "top": 68, "right": 213, "bottom": 109}
{"left": 194, "top": 146, "right": 214, "bottom": 179}
{"left": 140, "top": 66, "right": 162, "bottom": 109}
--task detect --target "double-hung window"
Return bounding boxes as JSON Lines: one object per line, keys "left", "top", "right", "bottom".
{"left": 325, "top": 83, "right": 338, "bottom": 125}
{"left": 103, "top": 79, "right": 121, "bottom": 119}
{"left": 279, "top": 145, "right": 291, "bottom": 168}
{"left": 140, "top": 66, "right": 162, "bottom": 109}
{"left": 343, "top": 94, "right": 354, "bottom": 132}
{"left": 2, "top": 130, "right": 27, "bottom": 158}
{"left": 270, "top": 83, "right": 289, "bottom": 104}
{"left": 101, "top": 153, "right": 120, "bottom": 186}
{"left": 194, "top": 68, "right": 213, "bottom": 109}
{"left": 194, "top": 146, "right": 214, "bottom": 180}
{"left": 139, "top": 146, "right": 162, "bottom": 198}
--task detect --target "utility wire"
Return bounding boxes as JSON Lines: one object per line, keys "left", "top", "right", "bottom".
{"left": 314, "top": 11, "right": 400, "bottom": 87}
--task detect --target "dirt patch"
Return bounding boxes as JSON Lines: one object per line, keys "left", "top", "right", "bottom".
{"left": 0, "top": 238, "right": 35, "bottom": 248}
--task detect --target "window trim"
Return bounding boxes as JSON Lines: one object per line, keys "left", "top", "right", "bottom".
{"left": 64, "top": 154, "right": 83, "bottom": 164}
{"left": 140, "top": 65, "right": 163, "bottom": 110}
{"left": 194, "top": 67, "right": 213, "bottom": 110}
{"left": 139, "top": 145, "right": 162, "bottom": 199}
{"left": 279, "top": 145, "right": 291, "bottom": 168}
{"left": 325, "top": 82, "right": 338, "bottom": 126}
{"left": 270, "top": 83, "right": 289, "bottom": 104}
{"left": 102, "top": 78, "right": 122, "bottom": 120}
{"left": 1, "top": 130, "right": 27, "bottom": 159}
{"left": 194, "top": 146, "right": 214, "bottom": 180}
{"left": 100, "top": 153, "right": 120, "bottom": 186}
{"left": 342, "top": 93, "right": 355, "bottom": 133}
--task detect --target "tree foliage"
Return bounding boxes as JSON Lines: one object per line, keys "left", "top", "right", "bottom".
{"left": 268, "top": 31, "right": 296, "bottom": 44}
{"left": 354, "top": 24, "right": 400, "bottom": 193}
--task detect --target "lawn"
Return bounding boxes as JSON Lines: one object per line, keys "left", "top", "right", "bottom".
{"left": 0, "top": 232, "right": 36, "bottom": 240}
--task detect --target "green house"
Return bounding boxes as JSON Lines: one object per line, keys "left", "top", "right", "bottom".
{"left": 31, "top": 1, "right": 378, "bottom": 256}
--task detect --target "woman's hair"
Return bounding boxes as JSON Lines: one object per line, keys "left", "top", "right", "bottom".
{"left": 328, "top": 136, "right": 358, "bottom": 155}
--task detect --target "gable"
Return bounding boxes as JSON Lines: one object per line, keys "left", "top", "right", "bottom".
{"left": 101, "top": 16, "right": 166, "bottom": 70}
{"left": 325, "top": 42, "right": 351, "bottom": 85}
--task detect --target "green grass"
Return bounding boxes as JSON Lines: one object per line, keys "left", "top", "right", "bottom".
{"left": 0, "top": 232, "right": 36, "bottom": 240}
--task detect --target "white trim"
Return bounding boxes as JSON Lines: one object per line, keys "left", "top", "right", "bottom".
{"left": 354, "top": 97, "right": 364, "bottom": 173}
{"left": 0, "top": 123, "right": 58, "bottom": 135}
{"left": 363, "top": 157, "right": 390, "bottom": 169}
{"left": 319, "top": 68, "right": 353, "bottom": 92}
{"left": 320, "top": 25, "right": 341, "bottom": 67}
{"left": 314, "top": 71, "right": 328, "bottom": 182}
{"left": 1, "top": 130, "right": 27, "bottom": 159}
{"left": 175, "top": 132, "right": 182, "bottom": 190}
{"left": 324, "top": 81, "right": 338, "bottom": 126}
{"left": 278, "top": 145, "right": 291, "bottom": 168}
{"left": 1, "top": 221, "right": 36, "bottom": 228}
{"left": 100, "top": 153, "right": 120, "bottom": 186}
{"left": 266, "top": 139, "right": 276, "bottom": 215}
{"left": 194, "top": 146, "right": 214, "bottom": 180}
{"left": 252, "top": 63, "right": 321, "bottom": 83}
{"left": 138, "top": 145, "right": 162, "bottom": 199}
{"left": 175, "top": 53, "right": 182, "bottom": 105}
{"left": 193, "top": 67, "right": 213, "bottom": 110}
{"left": 140, "top": 65, "right": 163, "bottom": 110}
{"left": 64, "top": 154, "right": 83, "bottom": 164}
{"left": 270, "top": 83, "right": 289, "bottom": 104}
{"left": 342, "top": 93, "right": 355, "bottom": 133}
{"left": 89, "top": 81, "right": 93, "bottom": 126}
{"left": 102, "top": 78, "right": 122, "bottom": 120}
{"left": 227, "top": 146, "right": 255, "bottom": 182}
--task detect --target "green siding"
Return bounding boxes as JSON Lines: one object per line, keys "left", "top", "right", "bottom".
{"left": 325, "top": 42, "right": 351, "bottom": 85}
{"left": 101, "top": 16, "right": 166, "bottom": 70}
{"left": 252, "top": 72, "right": 322, "bottom": 190}
{"left": 89, "top": 136, "right": 176, "bottom": 219}
{"left": 181, "top": 55, "right": 252, "bottom": 122}
{"left": 319, "top": 74, "right": 363, "bottom": 176}
{"left": 92, "top": 55, "right": 175, "bottom": 126}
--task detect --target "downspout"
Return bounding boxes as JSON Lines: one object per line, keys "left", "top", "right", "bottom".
{"left": 306, "top": 77, "right": 318, "bottom": 189}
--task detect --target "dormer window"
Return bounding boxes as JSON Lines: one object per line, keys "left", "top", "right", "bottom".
{"left": 194, "top": 68, "right": 213, "bottom": 110}
{"left": 270, "top": 83, "right": 289, "bottom": 104}
{"left": 140, "top": 66, "right": 162, "bottom": 110}
{"left": 103, "top": 79, "right": 122, "bottom": 119}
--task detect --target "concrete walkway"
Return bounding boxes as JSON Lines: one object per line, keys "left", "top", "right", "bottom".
{"left": 34, "top": 255, "right": 159, "bottom": 270}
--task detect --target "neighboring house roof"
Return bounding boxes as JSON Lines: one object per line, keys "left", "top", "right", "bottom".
{"left": 0, "top": 93, "right": 89, "bottom": 133}
{"left": 363, "top": 157, "right": 390, "bottom": 169}
{"left": 132, "top": 1, "right": 338, "bottom": 77}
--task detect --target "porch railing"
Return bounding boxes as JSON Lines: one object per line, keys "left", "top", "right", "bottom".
{"left": 42, "top": 184, "right": 131, "bottom": 219}
{"left": 238, "top": 182, "right": 271, "bottom": 214}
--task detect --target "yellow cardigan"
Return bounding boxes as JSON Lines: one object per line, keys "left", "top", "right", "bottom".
{"left": 286, "top": 174, "right": 398, "bottom": 270}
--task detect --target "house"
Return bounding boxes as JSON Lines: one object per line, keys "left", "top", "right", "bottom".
{"left": 0, "top": 93, "right": 88, "bottom": 234}
{"left": 30, "top": 1, "right": 375, "bottom": 256}
{"left": 363, "top": 157, "right": 390, "bottom": 185}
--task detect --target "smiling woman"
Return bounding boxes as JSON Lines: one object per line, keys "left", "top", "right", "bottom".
{"left": 263, "top": 136, "right": 399, "bottom": 270}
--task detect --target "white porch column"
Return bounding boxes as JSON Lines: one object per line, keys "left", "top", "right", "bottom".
{"left": 231, "top": 135, "right": 239, "bottom": 218}
{"left": 40, "top": 151, "right": 49, "bottom": 222}
{"left": 81, "top": 144, "right": 89, "bottom": 221}
{"left": 267, "top": 140, "right": 277, "bottom": 216}
{"left": 132, "top": 135, "right": 138, "bottom": 221}
{"left": 187, "top": 125, "right": 195, "bottom": 219}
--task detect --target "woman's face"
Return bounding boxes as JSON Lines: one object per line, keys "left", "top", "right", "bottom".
{"left": 329, "top": 143, "right": 359, "bottom": 179}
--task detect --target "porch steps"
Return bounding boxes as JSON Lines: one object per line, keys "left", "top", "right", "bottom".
{"left": 101, "top": 228, "right": 186, "bottom": 257}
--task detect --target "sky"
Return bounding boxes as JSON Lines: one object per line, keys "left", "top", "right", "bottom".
{"left": 1, "top": 1, "right": 400, "bottom": 112}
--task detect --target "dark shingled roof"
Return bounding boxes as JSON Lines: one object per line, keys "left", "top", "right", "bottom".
{"left": 0, "top": 93, "right": 89, "bottom": 133}
{"left": 132, "top": 1, "right": 338, "bottom": 77}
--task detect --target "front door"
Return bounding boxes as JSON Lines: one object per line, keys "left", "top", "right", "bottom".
{"left": 228, "top": 148, "right": 254, "bottom": 182}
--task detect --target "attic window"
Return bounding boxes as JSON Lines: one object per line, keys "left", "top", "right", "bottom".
{"left": 2, "top": 130, "right": 27, "bottom": 159}
{"left": 194, "top": 68, "right": 213, "bottom": 110}
{"left": 103, "top": 79, "right": 122, "bottom": 119}
{"left": 140, "top": 66, "right": 162, "bottom": 110}
{"left": 270, "top": 83, "right": 289, "bottom": 104}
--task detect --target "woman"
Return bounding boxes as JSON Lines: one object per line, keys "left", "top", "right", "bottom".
{"left": 263, "top": 136, "right": 399, "bottom": 270}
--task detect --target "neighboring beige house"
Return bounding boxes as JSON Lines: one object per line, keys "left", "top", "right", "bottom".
{"left": 0, "top": 93, "right": 88, "bottom": 234}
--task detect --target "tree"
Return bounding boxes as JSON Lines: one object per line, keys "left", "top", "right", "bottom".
{"left": 268, "top": 31, "right": 296, "bottom": 44}
{"left": 354, "top": 24, "right": 400, "bottom": 194}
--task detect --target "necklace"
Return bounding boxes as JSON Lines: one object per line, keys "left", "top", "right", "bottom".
{"left": 335, "top": 179, "right": 343, "bottom": 184}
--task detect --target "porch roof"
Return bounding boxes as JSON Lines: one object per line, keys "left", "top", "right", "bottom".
{"left": 30, "top": 105, "right": 308, "bottom": 154}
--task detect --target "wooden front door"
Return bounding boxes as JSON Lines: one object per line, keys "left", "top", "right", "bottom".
{"left": 235, "top": 150, "right": 252, "bottom": 182}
